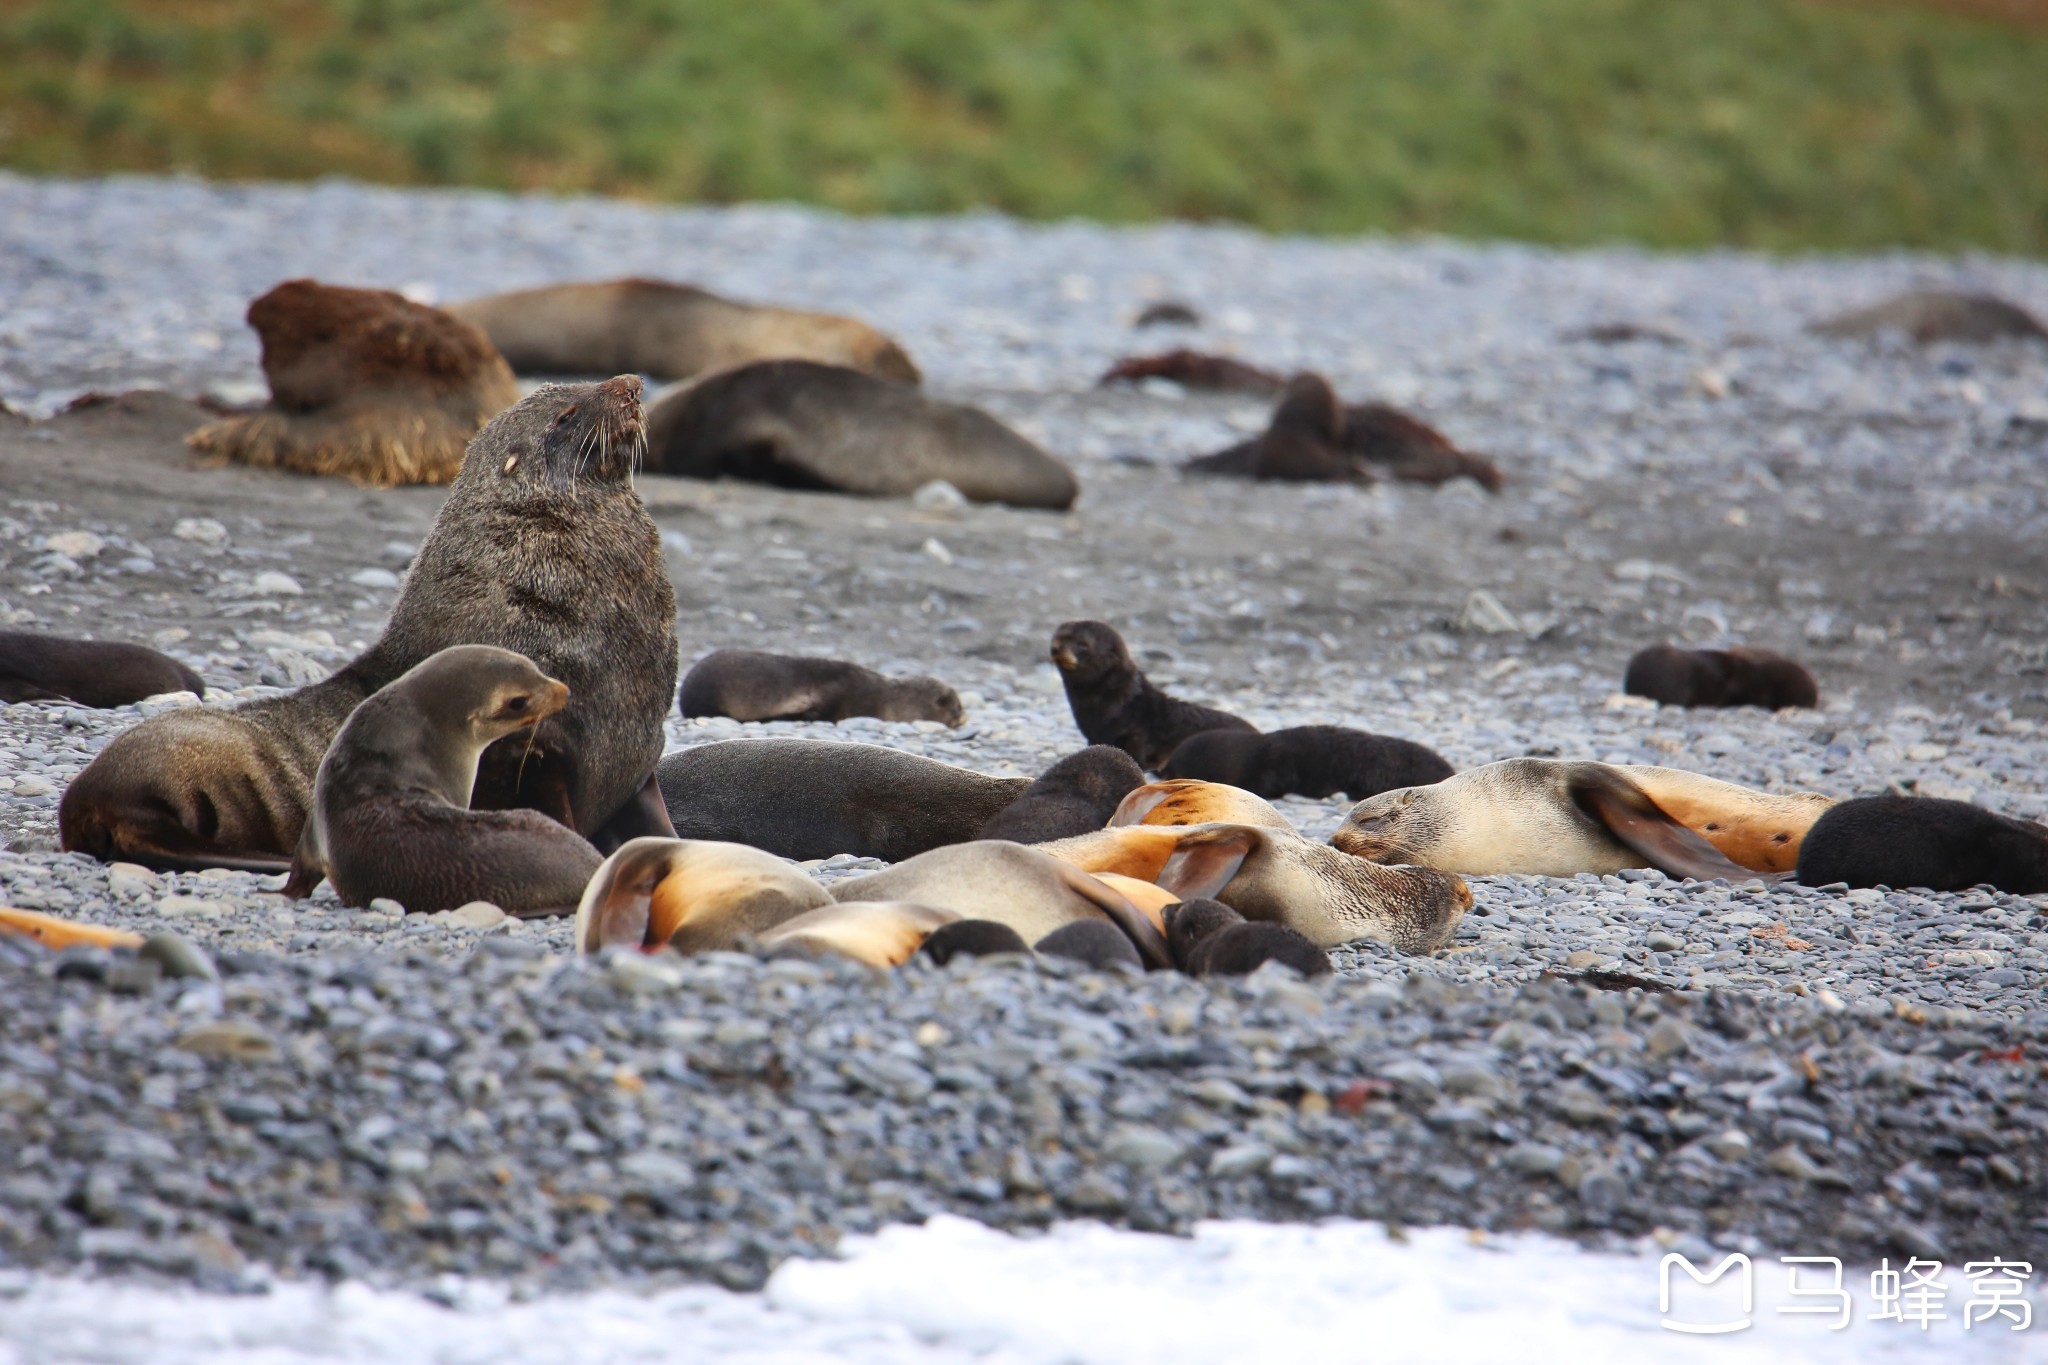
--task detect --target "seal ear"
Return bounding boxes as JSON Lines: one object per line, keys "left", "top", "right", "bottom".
{"left": 1056, "top": 863, "right": 1174, "bottom": 969}
{"left": 572, "top": 837, "right": 670, "bottom": 952}
{"left": 1155, "top": 824, "right": 1259, "bottom": 902}
{"left": 1568, "top": 768, "right": 1781, "bottom": 882}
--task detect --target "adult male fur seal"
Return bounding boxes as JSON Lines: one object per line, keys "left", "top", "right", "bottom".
{"left": 655, "top": 739, "right": 1029, "bottom": 863}
{"left": 283, "top": 646, "right": 601, "bottom": 914}
{"left": 0, "top": 632, "right": 204, "bottom": 707}
{"left": 60, "top": 377, "right": 679, "bottom": 871}
{"left": 1796, "top": 795, "right": 2048, "bottom": 894}
{"left": 643, "top": 360, "right": 1078, "bottom": 510}
{"left": 679, "top": 648, "right": 964, "bottom": 726}
{"left": 1624, "top": 644, "right": 1819, "bottom": 710}
{"left": 1050, "top": 620, "right": 1255, "bottom": 770}
{"left": 1333, "top": 758, "right": 1835, "bottom": 879}
{"left": 1162, "top": 725, "right": 1454, "bottom": 801}
{"left": 447, "top": 278, "right": 921, "bottom": 384}
{"left": 186, "top": 279, "right": 519, "bottom": 487}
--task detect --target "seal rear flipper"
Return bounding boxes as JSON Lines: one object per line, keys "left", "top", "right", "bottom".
{"left": 1057, "top": 864, "right": 1173, "bottom": 970}
{"left": 571, "top": 836, "right": 668, "bottom": 951}
{"left": 1155, "top": 825, "right": 1259, "bottom": 902}
{"left": 1570, "top": 770, "right": 1779, "bottom": 882}
{"left": 1107, "top": 783, "right": 1174, "bottom": 827}
{"left": 0, "top": 907, "right": 146, "bottom": 952}
{"left": 588, "top": 772, "right": 679, "bottom": 855}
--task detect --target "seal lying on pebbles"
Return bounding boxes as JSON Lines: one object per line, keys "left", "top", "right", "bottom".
{"left": 655, "top": 739, "right": 1029, "bottom": 862}
{"left": 282, "top": 646, "right": 601, "bottom": 914}
{"left": 755, "top": 901, "right": 961, "bottom": 967}
{"left": 678, "top": 649, "right": 964, "bottom": 727}
{"left": 1096, "top": 350, "right": 1285, "bottom": 395}
{"left": 1050, "top": 620, "right": 1256, "bottom": 770}
{"left": 447, "top": 278, "right": 920, "bottom": 384}
{"left": 0, "top": 632, "right": 203, "bottom": 707}
{"left": 1165, "top": 897, "right": 1330, "bottom": 978}
{"left": 575, "top": 837, "right": 833, "bottom": 954}
{"left": 1109, "top": 779, "right": 1294, "bottom": 831}
{"left": 185, "top": 279, "right": 519, "bottom": 487}
{"left": 61, "top": 377, "right": 679, "bottom": 870}
{"left": 1162, "top": 726, "right": 1454, "bottom": 800}
{"left": 1624, "top": 643, "right": 1819, "bottom": 710}
{"left": 977, "top": 746, "right": 1146, "bottom": 843}
{"left": 1796, "top": 795, "right": 2048, "bottom": 894}
{"left": 1188, "top": 379, "right": 1504, "bottom": 491}
{"left": 1812, "top": 290, "right": 2048, "bottom": 345}
{"left": 644, "top": 360, "right": 1078, "bottom": 510}
{"left": 919, "top": 916, "right": 1147, "bottom": 972}
{"left": 1334, "top": 758, "right": 1835, "bottom": 879}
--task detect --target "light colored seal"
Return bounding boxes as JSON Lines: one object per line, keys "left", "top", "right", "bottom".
{"left": 573, "top": 837, "right": 832, "bottom": 954}
{"left": 756, "top": 901, "right": 962, "bottom": 967}
{"left": 1108, "top": 779, "right": 1294, "bottom": 831}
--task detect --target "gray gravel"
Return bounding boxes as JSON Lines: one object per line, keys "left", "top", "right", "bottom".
{"left": 2, "top": 173, "right": 2047, "bottom": 1287}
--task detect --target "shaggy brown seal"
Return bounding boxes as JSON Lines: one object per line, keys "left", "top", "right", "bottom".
{"left": 447, "top": 278, "right": 920, "bottom": 384}
{"left": 678, "top": 648, "right": 964, "bottom": 727}
{"left": 60, "top": 376, "right": 679, "bottom": 871}
{"left": 1188, "top": 380, "right": 1504, "bottom": 491}
{"left": 1161, "top": 726, "right": 1454, "bottom": 800}
{"left": 574, "top": 837, "right": 833, "bottom": 953}
{"left": 1096, "top": 350, "right": 1286, "bottom": 395}
{"left": 1623, "top": 644, "right": 1819, "bottom": 710}
{"left": 977, "top": 746, "right": 1146, "bottom": 843}
{"left": 282, "top": 646, "right": 601, "bottom": 914}
{"left": 0, "top": 632, "right": 203, "bottom": 707}
{"left": 1050, "top": 620, "right": 1256, "bottom": 771}
{"left": 185, "top": 279, "right": 518, "bottom": 487}
{"left": 1796, "top": 795, "right": 2048, "bottom": 895}
{"left": 1813, "top": 290, "right": 2047, "bottom": 345}
{"left": 1333, "top": 758, "right": 1836, "bottom": 879}
{"left": 655, "top": 739, "right": 1028, "bottom": 863}
{"left": 644, "top": 360, "right": 1078, "bottom": 510}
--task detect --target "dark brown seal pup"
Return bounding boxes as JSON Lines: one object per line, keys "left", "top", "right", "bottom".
{"left": 1341, "top": 403, "right": 1505, "bottom": 492}
{"left": 1134, "top": 302, "right": 1201, "bottom": 329}
{"left": 1813, "top": 291, "right": 2048, "bottom": 345}
{"left": 1796, "top": 795, "right": 2048, "bottom": 894}
{"left": 1164, "top": 898, "right": 1330, "bottom": 978}
{"left": 60, "top": 377, "right": 679, "bottom": 872}
{"left": 921, "top": 919, "right": 1032, "bottom": 964}
{"left": 447, "top": 278, "right": 920, "bottom": 384}
{"left": 678, "top": 649, "right": 964, "bottom": 727}
{"left": 0, "top": 632, "right": 204, "bottom": 707}
{"left": 282, "top": 646, "right": 601, "bottom": 914}
{"left": 1162, "top": 726, "right": 1454, "bottom": 801}
{"left": 1096, "top": 350, "right": 1286, "bottom": 395}
{"left": 1242, "top": 373, "right": 1369, "bottom": 483}
{"left": 185, "top": 279, "right": 519, "bottom": 487}
{"left": 655, "top": 739, "right": 1029, "bottom": 863}
{"left": 1034, "top": 919, "right": 1145, "bottom": 971}
{"left": 1623, "top": 644, "right": 1819, "bottom": 710}
{"left": 644, "top": 360, "right": 1078, "bottom": 510}
{"left": 977, "top": 746, "right": 1147, "bottom": 843}
{"left": 1187, "top": 383, "right": 1504, "bottom": 492}
{"left": 1049, "top": 620, "right": 1256, "bottom": 771}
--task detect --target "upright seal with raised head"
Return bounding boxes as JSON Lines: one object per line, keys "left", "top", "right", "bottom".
{"left": 1049, "top": 620, "right": 1256, "bottom": 771}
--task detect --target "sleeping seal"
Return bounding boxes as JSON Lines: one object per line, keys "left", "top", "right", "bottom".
{"left": 978, "top": 746, "right": 1147, "bottom": 843}
{"left": 1812, "top": 291, "right": 2047, "bottom": 345}
{"left": 1161, "top": 726, "right": 1454, "bottom": 800}
{"left": 1108, "top": 779, "right": 1294, "bottom": 831}
{"left": 1623, "top": 644, "right": 1819, "bottom": 710}
{"left": 574, "top": 837, "right": 832, "bottom": 953}
{"left": 679, "top": 649, "right": 964, "bottom": 727}
{"left": 0, "top": 632, "right": 204, "bottom": 708}
{"left": 1796, "top": 795, "right": 2048, "bottom": 894}
{"left": 1165, "top": 897, "right": 1331, "bottom": 978}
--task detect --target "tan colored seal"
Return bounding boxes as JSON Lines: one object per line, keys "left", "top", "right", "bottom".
{"left": 574, "top": 837, "right": 832, "bottom": 954}
{"left": 756, "top": 901, "right": 962, "bottom": 967}
{"left": 1108, "top": 779, "right": 1294, "bottom": 831}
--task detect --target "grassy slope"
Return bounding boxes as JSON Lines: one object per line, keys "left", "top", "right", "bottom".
{"left": 0, "top": 0, "right": 2043, "bottom": 251}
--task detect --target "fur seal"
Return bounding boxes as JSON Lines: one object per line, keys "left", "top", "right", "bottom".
{"left": 1109, "top": 779, "right": 1294, "bottom": 831}
{"left": 1623, "top": 644, "right": 1819, "bottom": 710}
{"left": 1812, "top": 291, "right": 2047, "bottom": 345}
{"left": 1165, "top": 897, "right": 1330, "bottom": 978}
{"left": 644, "top": 360, "right": 1078, "bottom": 510}
{"left": 61, "top": 376, "right": 679, "bottom": 871}
{"left": 1188, "top": 381, "right": 1504, "bottom": 492}
{"left": 977, "top": 746, "right": 1146, "bottom": 843}
{"left": 1795, "top": 795, "right": 2048, "bottom": 894}
{"left": 1033, "top": 919, "right": 1145, "bottom": 971}
{"left": 1096, "top": 350, "right": 1285, "bottom": 395}
{"left": 1050, "top": 620, "right": 1256, "bottom": 771}
{"left": 829, "top": 841, "right": 1172, "bottom": 967}
{"left": 447, "top": 278, "right": 920, "bottom": 384}
{"left": 574, "top": 837, "right": 832, "bottom": 953}
{"left": 678, "top": 649, "right": 964, "bottom": 727}
{"left": 1134, "top": 302, "right": 1202, "bottom": 329}
{"left": 756, "top": 901, "right": 961, "bottom": 967}
{"left": 1333, "top": 758, "right": 1836, "bottom": 879}
{"left": 282, "top": 646, "right": 601, "bottom": 913}
{"left": 921, "top": 919, "right": 1032, "bottom": 964}
{"left": 186, "top": 279, "right": 519, "bottom": 487}
{"left": 655, "top": 739, "right": 1029, "bottom": 863}
{"left": 0, "top": 632, "right": 204, "bottom": 707}
{"left": 1161, "top": 726, "right": 1454, "bottom": 801}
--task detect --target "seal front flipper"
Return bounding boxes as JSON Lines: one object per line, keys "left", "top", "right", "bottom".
{"left": 588, "top": 772, "right": 678, "bottom": 855}
{"left": 1154, "top": 825, "right": 1259, "bottom": 902}
{"left": 1570, "top": 769, "right": 1779, "bottom": 882}
{"left": 280, "top": 822, "right": 326, "bottom": 900}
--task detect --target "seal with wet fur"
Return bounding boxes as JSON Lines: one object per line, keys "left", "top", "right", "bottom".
{"left": 1333, "top": 758, "right": 1835, "bottom": 879}
{"left": 1162, "top": 726, "right": 1454, "bottom": 800}
{"left": 186, "top": 279, "right": 519, "bottom": 487}
{"left": 0, "top": 632, "right": 203, "bottom": 708}
{"left": 282, "top": 646, "right": 601, "bottom": 914}
{"left": 644, "top": 360, "right": 1077, "bottom": 510}
{"left": 978, "top": 746, "right": 1146, "bottom": 843}
{"left": 1624, "top": 644, "right": 1818, "bottom": 710}
{"left": 1050, "top": 620, "right": 1255, "bottom": 771}
{"left": 1796, "top": 795, "right": 2048, "bottom": 894}
{"left": 679, "top": 648, "right": 964, "bottom": 727}
{"left": 655, "top": 739, "right": 1029, "bottom": 863}
{"left": 61, "top": 377, "right": 679, "bottom": 872}
{"left": 448, "top": 278, "right": 920, "bottom": 384}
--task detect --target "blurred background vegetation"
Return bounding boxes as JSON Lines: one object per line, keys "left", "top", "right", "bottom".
{"left": 0, "top": 0, "right": 2043, "bottom": 251}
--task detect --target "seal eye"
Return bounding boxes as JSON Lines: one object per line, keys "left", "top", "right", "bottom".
{"left": 504, "top": 695, "right": 529, "bottom": 715}
{"left": 552, "top": 405, "right": 580, "bottom": 428}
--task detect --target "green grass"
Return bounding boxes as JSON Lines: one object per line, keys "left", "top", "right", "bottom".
{"left": 1, "top": 0, "right": 2044, "bottom": 251}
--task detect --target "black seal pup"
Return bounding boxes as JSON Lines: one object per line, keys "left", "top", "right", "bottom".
{"left": 1162, "top": 726, "right": 1454, "bottom": 801}
{"left": 1165, "top": 897, "right": 1331, "bottom": 978}
{"left": 655, "top": 739, "right": 1029, "bottom": 862}
{"left": 978, "top": 746, "right": 1146, "bottom": 843}
{"left": 1796, "top": 795, "right": 2048, "bottom": 894}
{"left": 1187, "top": 381, "right": 1503, "bottom": 491}
{"left": 1812, "top": 291, "right": 2047, "bottom": 345}
{"left": 0, "top": 632, "right": 204, "bottom": 707}
{"left": 61, "top": 376, "right": 679, "bottom": 871}
{"left": 1624, "top": 644, "right": 1819, "bottom": 710}
{"left": 921, "top": 919, "right": 1032, "bottom": 964}
{"left": 185, "top": 279, "right": 519, "bottom": 486}
{"left": 1049, "top": 620, "right": 1256, "bottom": 771}
{"left": 448, "top": 278, "right": 920, "bottom": 384}
{"left": 643, "top": 360, "right": 1077, "bottom": 510}
{"left": 282, "top": 646, "right": 601, "bottom": 914}
{"left": 679, "top": 648, "right": 965, "bottom": 727}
